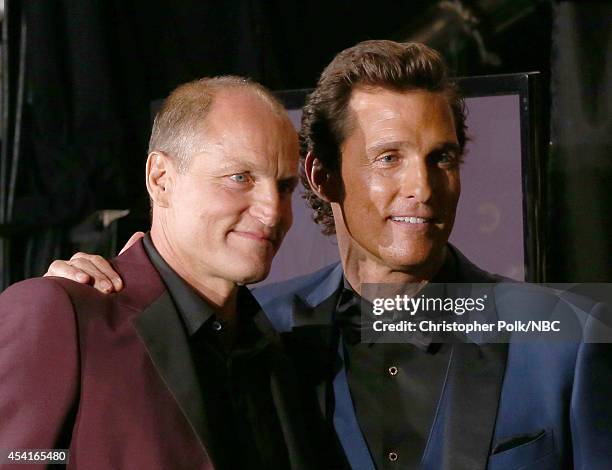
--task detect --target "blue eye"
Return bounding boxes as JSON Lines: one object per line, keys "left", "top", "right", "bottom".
{"left": 427, "top": 145, "right": 464, "bottom": 167}
{"left": 378, "top": 154, "right": 398, "bottom": 164}
{"left": 229, "top": 173, "right": 251, "bottom": 183}
{"left": 432, "top": 151, "right": 462, "bottom": 167}
{"left": 437, "top": 153, "right": 452, "bottom": 163}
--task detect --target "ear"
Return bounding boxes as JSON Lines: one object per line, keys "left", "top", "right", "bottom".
{"left": 145, "top": 151, "right": 175, "bottom": 208}
{"left": 304, "top": 151, "right": 341, "bottom": 203}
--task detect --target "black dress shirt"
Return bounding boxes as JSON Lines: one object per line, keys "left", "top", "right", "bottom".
{"left": 334, "top": 250, "right": 460, "bottom": 469}
{"left": 143, "top": 234, "right": 290, "bottom": 469}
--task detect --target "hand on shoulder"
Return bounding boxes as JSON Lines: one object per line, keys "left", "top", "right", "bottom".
{"left": 43, "top": 232, "right": 144, "bottom": 293}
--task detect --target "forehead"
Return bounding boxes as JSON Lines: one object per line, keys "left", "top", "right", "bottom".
{"left": 345, "top": 87, "right": 458, "bottom": 146}
{"left": 193, "top": 89, "right": 299, "bottom": 173}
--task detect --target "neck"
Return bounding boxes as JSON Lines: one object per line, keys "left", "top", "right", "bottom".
{"left": 150, "top": 222, "right": 239, "bottom": 326}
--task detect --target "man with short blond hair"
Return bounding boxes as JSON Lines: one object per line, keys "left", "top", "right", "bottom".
{"left": 0, "top": 76, "right": 343, "bottom": 469}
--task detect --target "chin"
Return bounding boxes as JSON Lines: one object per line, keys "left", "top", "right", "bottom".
{"left": 379, "top": 244, "right": 443, "bottom": 273}
{"left": 229, "top": 263, "right": 272, "bottom": 285}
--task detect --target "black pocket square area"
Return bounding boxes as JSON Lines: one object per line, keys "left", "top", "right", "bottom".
{"left": 492, "top": 429, "right": 546, "bottom": 455}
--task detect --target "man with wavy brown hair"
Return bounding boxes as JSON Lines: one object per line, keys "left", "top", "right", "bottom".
{"left": 269, "top": 40, "right": 609, "bottom": 470}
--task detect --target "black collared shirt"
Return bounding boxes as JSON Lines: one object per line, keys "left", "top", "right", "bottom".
{"left": 334, "top": 250, "right": 459, "bottom": 469}
{"left": 143, "top": 234, "right": 290, "bottom": 469}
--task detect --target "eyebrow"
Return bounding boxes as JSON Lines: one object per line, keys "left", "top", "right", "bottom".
{"left": 366, "top": 140, "right": 462, "bottom": 155}
{"left": 430, "top": 142, "right": 462, "bottom": 155}
{"left": 214, "top": 157, "right": 257, "bottom": 172}
{"left": 366, "top": 140, "right": 408, "bottom": 155}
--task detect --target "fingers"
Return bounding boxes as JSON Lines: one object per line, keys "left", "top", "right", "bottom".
{"left": 119, "top": 231, "right": 145, "bottom": 255}
{"left": 69, "top": 253, "right": 124, "bottom": 292}
{"left": 45, "top": 260, "right": 91, "bottom": 284}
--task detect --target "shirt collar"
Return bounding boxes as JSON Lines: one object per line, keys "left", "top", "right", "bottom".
{"left": 336, "top": 247, "right": 459, "bottom": 351}
{"left": 142, "top": 233, "right": 278, "bottom": 348}
{"left": 143, "top": 233, "right": 219, "bottom": 336}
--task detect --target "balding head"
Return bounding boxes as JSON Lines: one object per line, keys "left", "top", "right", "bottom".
{"left": 148, "top": 76, "right": 288, "bottom": 172}
{"left": 146, "top": 76, "right": 299, "bottom": 291}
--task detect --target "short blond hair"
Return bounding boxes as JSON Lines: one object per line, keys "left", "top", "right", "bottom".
{"left": 148, "top": 75, "right": 285, "bottom": 172}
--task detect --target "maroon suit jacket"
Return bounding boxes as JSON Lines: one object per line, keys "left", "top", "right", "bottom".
{"left": 0, "top": 240, "right": 325, "bottom": 469}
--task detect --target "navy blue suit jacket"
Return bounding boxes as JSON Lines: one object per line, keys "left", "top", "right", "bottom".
{"left": 253, "top": 247, "right": 612, "bottom": 470}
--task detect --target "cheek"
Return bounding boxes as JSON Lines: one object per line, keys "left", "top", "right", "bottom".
{"left": 435, "top": 173, "right": 460, "bottom": 228}
{"left": 445, "top": 172, "right": 461, "bottom": 205}
{"left": 343, "top": 169, "right": 391, "bottom": 218}
{"left": 431, "top": 170, "right": 460, "bottom": 198}
{"left": 182, "top": 188, "right": 248, "bottom": 230}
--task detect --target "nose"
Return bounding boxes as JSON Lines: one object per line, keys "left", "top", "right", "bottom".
{"left": 250, "top": 183, "right": 281, "bottom": 227}
{"left": 402, "top": 157, "right": 433, "bottom": 203}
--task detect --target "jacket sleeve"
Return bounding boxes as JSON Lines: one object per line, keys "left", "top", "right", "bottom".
{"left": 570, "top": 301, "right": 612, "bottom": 468}
{"left": 0, "top": 278, "right": 80, "bottom": 464}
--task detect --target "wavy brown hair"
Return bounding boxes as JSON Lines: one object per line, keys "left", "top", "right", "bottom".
{"left": 300, "top": 40, "right": 467, "bottom": 235}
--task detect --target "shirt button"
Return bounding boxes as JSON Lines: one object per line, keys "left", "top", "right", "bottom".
{"left": 211, "top": 320, "right": 223, "bottom": 332}
{"left": 388, "top": 451, "right": 398, "bottom": 462}
{"left": 388, "top": 366, "right": 398, "bottom": 376}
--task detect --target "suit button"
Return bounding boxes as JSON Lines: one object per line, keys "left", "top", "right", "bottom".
{"left": 388, "top": 451, "right": 398, "bottom": 462}
{"left": 388, "top": 366, "right": 398, "bottom": 376}
{"left": 212, "top": 320, "right": 223, "bottom": 331}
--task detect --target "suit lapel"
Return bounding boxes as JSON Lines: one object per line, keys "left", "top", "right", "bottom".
{"left": 133, "top": 292, "right": 210, "bottom": 453}
{"left": 288, "top": 262, "right": 345, "bottom": 406}
{"left": 287, "top": 264, "right": 374, "bottom": 470}
{"left": 287, "top": 294, "right": 339, "bottom": 415}
{"left": 423, "top": 341, "right": 508, "bottom": 470}
{"left": 421, "top": 247, "right": 508, "bottom": 469}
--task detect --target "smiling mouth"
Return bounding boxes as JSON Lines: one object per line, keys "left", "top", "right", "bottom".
{"left": 232, "top": 231, "right": 277, "bottom": 245}
{"left": 390, "top": 216, "right": 434, "bottom": 224}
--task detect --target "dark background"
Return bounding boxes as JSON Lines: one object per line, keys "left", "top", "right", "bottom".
{"left": 0, "top": 0, "right": 610, "bottom": 287}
